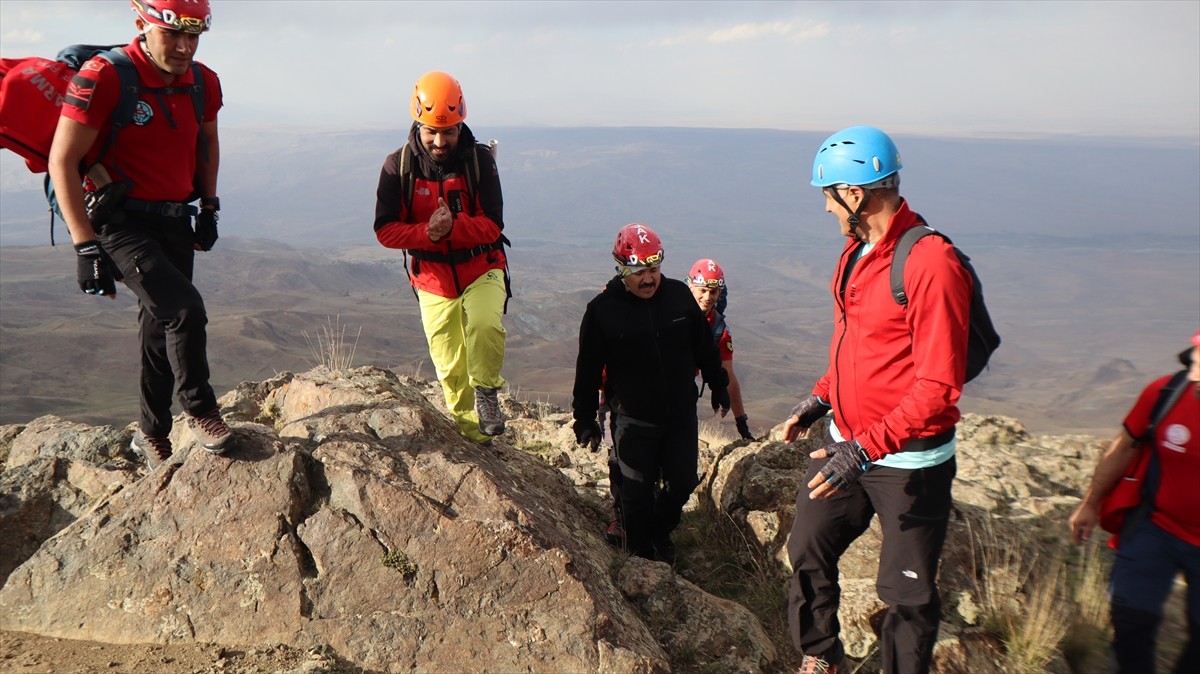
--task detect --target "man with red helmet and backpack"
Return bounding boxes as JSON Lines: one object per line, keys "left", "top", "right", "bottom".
{"left": 572, "top": 224, "right": 730, "bottom": 563}
{"left": 47, "top": 0, "right": 230, "bottom": 468}
{"left": 374, "top": 71, "right": 509, "bottom": 445}
{"left": 1069, "top": 331, "right": 1199, "bottom": 674}
{"left": 686, "top": 257, "right": 754, "bottom": 441}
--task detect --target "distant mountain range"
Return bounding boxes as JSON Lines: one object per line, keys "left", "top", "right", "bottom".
{"left": 1, "top": 127, "right": 1198, "bottom": 434}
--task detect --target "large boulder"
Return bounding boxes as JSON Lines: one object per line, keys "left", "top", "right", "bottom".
{"left": 0, "top": 367, "right": 779, "bottom": 673}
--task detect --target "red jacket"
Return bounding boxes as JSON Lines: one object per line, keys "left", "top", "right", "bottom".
{"left": 62, "top": 39, "right": 222, "bottom": 201}
{"left": 374, "top": 124, "right": 505, "bottom": 298}
{"left": 812, "top": 200, "right": 972, "bottom": 459}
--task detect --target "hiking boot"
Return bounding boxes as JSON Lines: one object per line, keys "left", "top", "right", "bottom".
{"left": 474, "top": 386, "right": 505, "bottom": 436}
{"left": 797, "top": 655, "right": 840, "bottom": 674}
{"left": 605, "top": 518, "right": 626, "bottom": 547}
{"left": 188, "top": 408, "right": 233, "bottom": 454}
{"left": 131, "top": 431, "right": 172, "bottom": 469}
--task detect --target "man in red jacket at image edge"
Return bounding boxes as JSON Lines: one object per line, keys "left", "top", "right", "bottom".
{"left": 1069, "top": 330, "right": 1200, "bottom": 674}
{"left": 373, "top": 71, "right": 508, "bottom": 445}
{"left": 780, "top": 126, "right": 972, "bottom": 674}
{"left": 48, "top": 0, "right": 231, "bottom": 468}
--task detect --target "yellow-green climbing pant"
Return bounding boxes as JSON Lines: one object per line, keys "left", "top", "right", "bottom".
{"left": 417, "top": 270, "right": 507, "bottom": 443}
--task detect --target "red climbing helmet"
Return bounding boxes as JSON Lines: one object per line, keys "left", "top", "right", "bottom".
{"left": 687, "top": 258, "right": 725, "bottom": 288}
{"left": 131, "top": 0, "right": 212, "bottom": 34}
{"left": 612, "top": 224, "right": 664, "bottom": 269}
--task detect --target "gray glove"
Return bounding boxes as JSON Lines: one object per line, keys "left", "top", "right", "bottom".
{"left": 790, "top": 395, "right": 831, "bottom": 429}
{"left": 818, "top": 440, "right": 872, "bottom": 491}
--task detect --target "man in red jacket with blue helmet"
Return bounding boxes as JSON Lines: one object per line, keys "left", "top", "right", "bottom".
{"left": 48, "top": 0, "right": 231, "bottom": 467}
{"left": 375, "top": 71, "right": 508, "bottom": 445}
{"left": 781, "top": 126, "right": 972, "bottom": 674}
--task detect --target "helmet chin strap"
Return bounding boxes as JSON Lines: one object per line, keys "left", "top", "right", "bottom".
{"left": 829, "top": 188, "right": 870, "bottom": 238}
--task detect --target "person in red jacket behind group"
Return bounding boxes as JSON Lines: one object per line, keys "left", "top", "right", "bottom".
{"left": 48, "top": 0, "right": 231, "bottom": 467}
{"left": 374, "top": 71, "right": 509, "bottom": 444}
{"left": 686, "top": 258, "right": 753, "bottom": 440}
{"left": 1069, "top": 331, "right": 1200, "bottom": 674}
{"left": 780, "top": 126, "right": 972, "bottom": 674}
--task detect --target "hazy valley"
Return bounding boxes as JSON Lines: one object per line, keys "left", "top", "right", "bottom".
{"left": 2, "top": 126, "right": 1198, "bottom": 435}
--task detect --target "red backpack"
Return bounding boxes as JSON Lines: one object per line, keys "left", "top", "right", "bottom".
{"left": 0, "top": 44, "right": 205, "bottom": 241}
{"left": 1097, "top": 369, "right": 1190, "bottom": 548}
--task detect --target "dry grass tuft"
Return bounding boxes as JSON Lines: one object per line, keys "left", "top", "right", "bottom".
{"left": 967, "top": 517, "right": 1072, "bottom": 673}
{"left": 303, "top": 315, "right": 361, "bottom": 372}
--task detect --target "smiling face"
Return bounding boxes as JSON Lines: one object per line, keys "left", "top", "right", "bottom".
{"left": 419, "top": 124, "right": 460, "bottom": 163}
{"left": 690, "top": 284, "right": 720, "bottom": 314}
{"left": 622, "top": 266, "right": 662, "bottom": 299}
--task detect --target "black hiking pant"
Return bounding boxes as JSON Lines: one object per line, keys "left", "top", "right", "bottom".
{"left": 100, "top": 211, "right": 217, "bottom": 438}
{"left": 787, "top": 454, "right": 956, "bottom": 674}
{"left": 612, "top": 411, "right": 699, "bottom": 559}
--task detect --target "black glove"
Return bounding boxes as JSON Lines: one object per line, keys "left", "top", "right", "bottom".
{"left": 710, "top": 386, "right": 731, "bottom": 414}
{"left": 735, "top": 415, "right": 753, "bottom": 440}
{"left": 574, "top": 419, "right": 602, "bottom": 451}
{"left": 790, "top": 395, "right": 832, "bottom": 429}
{"left": 818, "top": 440, "right": 872, "bottom": 491}
{"left": 74, "top": 241, "right": 117, "bottom": 296}
{"left": 194, "top": 209, "right": 219, "bottom": 251}
{"left": 83, "top": 181, "right": 129, "bottom": 228}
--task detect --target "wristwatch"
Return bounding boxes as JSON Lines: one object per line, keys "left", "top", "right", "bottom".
{"left": 200, "top": 196, "right": 221, "bottom": 211}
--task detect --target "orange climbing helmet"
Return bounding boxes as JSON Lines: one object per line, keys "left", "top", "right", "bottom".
{"left": 411, "top": 71, "right": 466, "bottom": 127}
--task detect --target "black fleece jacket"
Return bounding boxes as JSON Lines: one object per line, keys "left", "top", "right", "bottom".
{"left": 572, "top": 275, "right": 729, "bottom": 426}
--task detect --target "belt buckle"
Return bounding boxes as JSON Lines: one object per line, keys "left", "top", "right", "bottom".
{"left": 162, "top": 202, "right": 184, "bottom": 218}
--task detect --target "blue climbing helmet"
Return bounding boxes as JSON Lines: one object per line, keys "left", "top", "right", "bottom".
{"left": 811, "top": 125, "right": 902, "bottom": 189}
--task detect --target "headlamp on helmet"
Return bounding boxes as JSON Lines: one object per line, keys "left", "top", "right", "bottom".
{"left": 612, "top": 223, "right": 664, "bottom": 273}
{"left": 131, "top": 0, "right": 212, "bottom": 34}
{"left": 687, "top": 258, "right": 726, "bottom": 288}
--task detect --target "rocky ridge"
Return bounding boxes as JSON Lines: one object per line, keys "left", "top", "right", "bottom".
{"left": 0, "top": 366, "right": 1114, "bottom": 673}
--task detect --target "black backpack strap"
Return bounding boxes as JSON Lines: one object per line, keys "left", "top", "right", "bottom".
{"left": 1120, "top": 369, "right": 1190, "bottom": 541}
{"left": 890, "top": 217, "right": 938, "bottom": 306}
{"left": 92, "top": 48, "right": 140, "bottom": 168}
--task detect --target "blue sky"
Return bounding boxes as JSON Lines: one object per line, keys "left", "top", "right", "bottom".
{"left": 1, "top": 0, "right": 1198, "bottom": 139}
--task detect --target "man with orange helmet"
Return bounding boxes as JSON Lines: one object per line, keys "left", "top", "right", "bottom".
{"left": 572, "top": 224, "right": 730, "bottom": 563}
{"left": 48, "top": 0, "right": 230, "bottom": 467}
{"left": 686, "top": 258, "right": 753, "bottom": 441}
{"left": 374, "top": 71, "right": 509, "bottom": 444}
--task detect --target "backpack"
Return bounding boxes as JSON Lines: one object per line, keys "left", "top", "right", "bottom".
{"left": 0, "top": 44, "right": 206, "bottom": 243}
{"left": 1098, "top": 369, "right": 1190, "bottom": 547}
{"left": 890, "top": 215, "right": 1001, "bottom": 382}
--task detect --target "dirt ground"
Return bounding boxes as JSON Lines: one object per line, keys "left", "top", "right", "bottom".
{"left": 0, "top": 630, "right": 348, "bottom": 674}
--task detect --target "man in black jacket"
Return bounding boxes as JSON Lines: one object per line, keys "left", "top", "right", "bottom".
{"left": 572, "top": 223, "right": 731, "bottom": 563}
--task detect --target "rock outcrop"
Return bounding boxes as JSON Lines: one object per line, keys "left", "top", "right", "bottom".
{"left": 0, "top": 367, "right": 774, "bottom": 673}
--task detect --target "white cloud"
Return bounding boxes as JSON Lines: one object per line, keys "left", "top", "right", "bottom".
{"left": 1, "top": 28, "right": 46, "bottom": 45}
{"left": 708, "top": 20, "right": 798, "bottom": 44}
